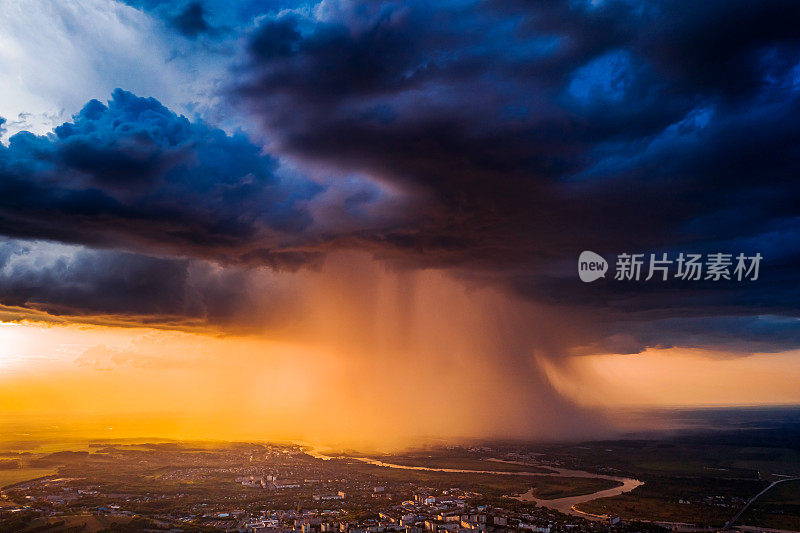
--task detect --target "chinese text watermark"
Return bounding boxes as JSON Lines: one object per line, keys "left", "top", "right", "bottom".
{"left": 579, "top": 251, "right": 762, "bottom": 283}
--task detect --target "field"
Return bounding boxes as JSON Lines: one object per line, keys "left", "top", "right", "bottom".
{"left": 0, "top": 468, "right": 58, "bottom": 489}
{"left": 739, "top": 479, "right": 800, "bottom": 531}
{"left": 365, "top": 453, "right": 554, "bottom": 474}
{"left": 575, "top": 476, "right": 767, "bottom": 527}
{"left": 4, "top": 513, "right": 141, "bottom": 533}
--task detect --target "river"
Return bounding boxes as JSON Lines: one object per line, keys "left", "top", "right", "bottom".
{"left": 304, "top": 447, "right": 643, "bottom": 520}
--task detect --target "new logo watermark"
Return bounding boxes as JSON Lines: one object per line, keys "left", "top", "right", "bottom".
{"left": 578, "top": 251, "right": 762, "bottom": 283}
{"left": 578, "top": 251, "right": 608, "bottom": 282}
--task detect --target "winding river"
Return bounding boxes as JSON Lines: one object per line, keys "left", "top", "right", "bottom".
{"left": 304, "top": 447, "right": 643, "bottom": 520}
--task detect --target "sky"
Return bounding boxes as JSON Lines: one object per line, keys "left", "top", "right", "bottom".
{"left": 1, "top": 0, "right": 800, "bottom": 449}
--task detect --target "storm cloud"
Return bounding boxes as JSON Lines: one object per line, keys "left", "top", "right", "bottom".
{"left": 229, "top": 0, "right": 800, "bottom": 352}
{"left": 0, "top": 238, "right": 303, "bottom": 331}
{"left": 234, "top": 0, "right": 800, "bottom": 267}
{"left": 2, "top": 0, "right": 800, "bottom": 354}
{"left": 0, "top": 89, "right": 340, "bottom": 267}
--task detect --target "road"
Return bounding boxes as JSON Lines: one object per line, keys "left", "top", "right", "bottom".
{"left": 725, "top": 476, "right": 800, "bottom": 529}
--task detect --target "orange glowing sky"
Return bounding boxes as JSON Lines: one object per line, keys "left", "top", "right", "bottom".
{"left": 2, "top": 253, "right": 799, "bottom": 449}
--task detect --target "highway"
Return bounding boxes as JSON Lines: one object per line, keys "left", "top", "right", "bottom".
{"left": 725, "top": 477, "right": 800, "bottom": 529}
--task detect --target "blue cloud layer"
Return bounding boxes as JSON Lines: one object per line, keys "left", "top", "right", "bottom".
{"left": 0, "top": 89, "right": 323, "bottom": 267}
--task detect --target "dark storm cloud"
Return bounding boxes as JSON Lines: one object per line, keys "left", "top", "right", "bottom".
{"left": 0, "top": 238, "right": 294, "bottom": 331}
{"left": 122, "top": 0, "right": 304, "bottom": 38}
{"left": 231, "top": 0, "right": 800, "bottom": 352}
{"left": 171, "top": 2, "right": 213, "bottom": 38}
{"left": 3, "top": 0, "right": 800, "bottom": 353}
{"left": 0, "top": 89, "right": 328, "bottom": 268}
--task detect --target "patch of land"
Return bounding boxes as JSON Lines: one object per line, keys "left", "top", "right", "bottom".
{"left": 575, "top": 475, "right": 767, "bottom": 527}
{"left": 346, "top": 460, "right": 620, "bottom": 500}
{"left": 739, "top": 479, "right": 800, "bottom": 531}
{"left": 11, "top": 513, "right": 141, "bottom": 533}
{"left": 0, "top": 467, "right": 58, "bottom": 489}
{"left": 366, "top": 453, "right": 554, "bottom": 474}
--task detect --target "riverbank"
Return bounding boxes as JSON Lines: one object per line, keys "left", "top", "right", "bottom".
{"left": 305, "top": 447, "right": 643, "bottom": 519}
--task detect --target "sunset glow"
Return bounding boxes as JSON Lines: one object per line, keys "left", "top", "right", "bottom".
{"left": 1, "top": 0, "right": 799, "bottom": 451}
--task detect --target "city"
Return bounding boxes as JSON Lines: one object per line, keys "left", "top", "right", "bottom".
{"left": 2, "top": 409, "right": 799, "bottom": 532}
